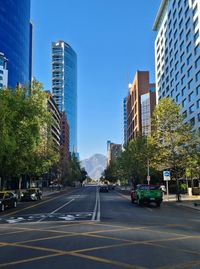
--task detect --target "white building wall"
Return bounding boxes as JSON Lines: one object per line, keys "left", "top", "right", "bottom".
{"left": 154, "top": 0, "right": 200, "bottom": 130}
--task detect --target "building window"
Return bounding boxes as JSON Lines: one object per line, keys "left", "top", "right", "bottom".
{"left": 181, "top": 75, "right": 186, "bottom": 84}
{"left": 173, "top": 19, "right": 177, "bottom": 29}
{"left": 176, "top": 82, "right": 180, "bottom": 91}
{"left": 188, "top": 79, "right": 194, "bottom": 90}
{"left": 181, "top": 64, "right": 186, "bottom": 73}
{"left": 193, "top": 4, "right": 198, "bottom": 17}
{"left": 195, "top": 57, "right": 200, "bottom": 68}
{"left": 175, "top": 72, "right": 179, "bottom": 81}
{"left": 181, "top": 52, "right": 185, "bottom": 62}
{"left": 180, "top": 41, "right": 184, "bottom": 51}
{"left": 194, "top": 30, "right": 199, "bottom": 42}
{"left": 189, "top": 104, "right": 195, "bottom": 114}
{"left": 197, "top": 85, "right": 200, "bottom": 95}
{"left": 197, "top": 99, "right": 200, "bottom": 109}
{"left": 182, "top": 87, "right": 187, "bottom": 96}
{"left": 188, "top": 67, "right": 193, "bottom": 77}
{"left": 189, "top": 92, "right": 194, "bottom": 102}
{"left": 182, "top": 98, "right": 187, "bottom": 107}
{"left": 186, "top": 30, "right": 191, "bottom": 41}
{"left": 179, "top": 31, "right": 184, "bottom": 42}
{"left": 185, "top": 6, "right": 189, "bottom": 18}
{"left": 193, "top": 17, "right": 198, "bottom": 30}
{"left": 185, "top": 17, "right": 190, "bottom": 29}
{"left": 175, "top": 61, "right": 179, "bottom": 70}
{"left": 174, "top": 41, "right": 178, "bottom": 50}
{"left": 176, "top": 93, "right": 180, "bottom": 102}
{"left": 195, "top": 43, "right": 199, "bottom": 55}
{"left": 178, "top": 7, "right": 183, "bottom": 17}
{"left": 196, "top": 71, "right": 200, "bottom": 82}
{"left": 187, "top": 54, "right": 192, "bottom": 65}
{"left": 179, "top": 18, "right": 183, "bottom": 28}
{"left": 187, "top": 42, "right": 192, "bottom": 53}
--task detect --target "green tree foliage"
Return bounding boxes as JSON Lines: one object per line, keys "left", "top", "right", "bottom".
{"left": 151, "top": 98, "right": 193, "bottom": 180}
{"left": 61, "top": 153, "right": 87, "bottom": 186}
{"left": 104, "top": 135, "right": 158, "bottom": 186}
{"left": 0, "top": 80, "right": 59, "bottom": 188}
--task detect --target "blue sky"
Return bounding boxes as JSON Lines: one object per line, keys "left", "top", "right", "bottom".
{"left": 31, "top": 0, "right": 160, "bottom": 160}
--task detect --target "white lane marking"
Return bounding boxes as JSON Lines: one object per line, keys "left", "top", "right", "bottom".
{"left": 50, "top": 199, "right": 75, "bottom": 214}
{"left": 97, "top": 188, "right": 101, "bottom": 221}
{"left": 37, "top": 199, "right": 75, "bottom": 222}
{"left": 92, "top": 187, "right": 98, "bottom": 221}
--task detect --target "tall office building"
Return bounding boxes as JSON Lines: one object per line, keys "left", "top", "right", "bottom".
{"left": 0, "top": 0, "right": 32, "bottom": 88}
{"left": 52, "top": 40, "right": 77, "bottom": 153}
{"left": 126, "top": 71, "right": 156, "bottom": 142}
{"left": 0, "top": 52, "right": 8, "bottom": 89}
{"left": 123, "top": 97, "right": 128, "bottom": 145}
{"left": 153, "top": 0, "right": 200, "bottom": 130}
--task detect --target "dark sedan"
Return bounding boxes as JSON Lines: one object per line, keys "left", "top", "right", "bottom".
{"left": 99, "top": 185, "right": 109, "bottom": 192}
{"left": 0, "top": 191, "right": 17, "bottom": 211}
{"left": 21, "top": 188, "right": 42, "bottom": 201}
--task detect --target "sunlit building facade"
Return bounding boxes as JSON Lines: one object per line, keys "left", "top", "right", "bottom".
{"left": 153, "top": 0, "right": 200, "bottom": 130}
{"left": 52, "top": 40, "right": 77, "bottom": 153}
{"left": 0, "top": 0, "right": 32, "bottom": 88}
{"left": 126, "top": 71, "right": 156, "bottom": 142}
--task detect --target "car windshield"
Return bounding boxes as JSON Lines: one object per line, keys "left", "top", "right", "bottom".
{"left": 0, "top": 193, "right": 4, "bottom": 199}
{"left": 26, "top": 189, "right": 37, "bottom": 194}
{"left": 139, "top": 185, "right": 160, "bottom": 190}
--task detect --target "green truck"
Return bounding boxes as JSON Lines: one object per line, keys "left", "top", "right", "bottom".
{"left": 131, "top": 184, "right": 163, "bottom": 207}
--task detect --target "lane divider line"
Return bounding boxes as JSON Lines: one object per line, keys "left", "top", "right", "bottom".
{"left": 92, "top": 187, "right": 98, "bottom": 221}
{"left": 37, "top": 199, "right": 75, "bottom": 222}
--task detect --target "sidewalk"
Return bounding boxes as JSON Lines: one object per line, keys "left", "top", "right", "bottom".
{"left": 42, "top": 186, "right": 73, "bottom": 197}
{"left": 163, "top": 194, "right": 200, "bottom": 211}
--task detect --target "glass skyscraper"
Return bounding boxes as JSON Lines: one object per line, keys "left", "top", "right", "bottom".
{"left": 0, "top": 0, "right": 32, "bottom": 89}
{"left": 52, "top": 40, "right": 77, "bottom": 153}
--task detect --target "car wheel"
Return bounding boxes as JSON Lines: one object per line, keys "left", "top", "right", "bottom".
{"left": 13, "top": 201, "right": 17, "bottom": 208}
{"left": 1, "top": 204, "right": 5, "bottom": 211}
{"left": 156, "top": 202, "right": 161, "bottom": 207}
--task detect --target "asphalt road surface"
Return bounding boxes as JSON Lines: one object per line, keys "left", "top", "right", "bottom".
{"left": 0, "top": 185, "right": 199, "bottom": 269}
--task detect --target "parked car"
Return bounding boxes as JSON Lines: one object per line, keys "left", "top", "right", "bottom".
{"left": 0, "top": 191, "right": 17, "bottom": 211}
{"left": 99, "top": 185, "right": 109, "bottom": 192}
{"left": 21, "top": 188, "right": 42, "bottom": 201}
{"left": 130, "top": 189, "right": 136, "bottom": 203}
{"left": 131, "top": 184, "right": 163, "bottom": 207}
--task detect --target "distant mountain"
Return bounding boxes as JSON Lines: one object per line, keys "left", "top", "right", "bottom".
{"left": 81, "top": 154, "right": 107, "bottom": 180}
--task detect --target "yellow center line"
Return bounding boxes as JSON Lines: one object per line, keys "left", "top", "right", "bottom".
{"left": 68, "top": 252, "right": 147, "bottom": 269}
{"left": 156, "top": 259, "right": 200, "bottom": 269}
{"left": 0, "top": 253, "right": 64, "bottom": 268}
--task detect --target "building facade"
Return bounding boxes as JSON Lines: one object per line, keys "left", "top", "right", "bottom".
{"left": 126, "top": 71, "right": 156, "bottom": 142}
{"left": 153, "top": 0, "right": 200, "bottom": 130}
{"left": 52, "top": 40, "right": 77, "bottom": 153}
{"left": 0, "top": 0, "right": 32, "bottom": 88}
{"left": 0, "top": 52, "right": 8, "bottom": 89}
{"left": 123, "top": 97, "right": 128, "bottom": 145}
{"left": 46, "top": 91, "right": 61, "bottom": 148}
{"left": 107, "top": 141, "right": 122, "bottom": 165}
{"left": 60, "top": 112, "right": 70, "bottom": 162}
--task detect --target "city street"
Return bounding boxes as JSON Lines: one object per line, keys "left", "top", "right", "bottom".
{"left": 0, "top": 186, "right": 199, "bottom": 269}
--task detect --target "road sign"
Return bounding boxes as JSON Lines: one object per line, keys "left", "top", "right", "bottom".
{"left": 163, "top": 171, "right": 171, "bottom": 181}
